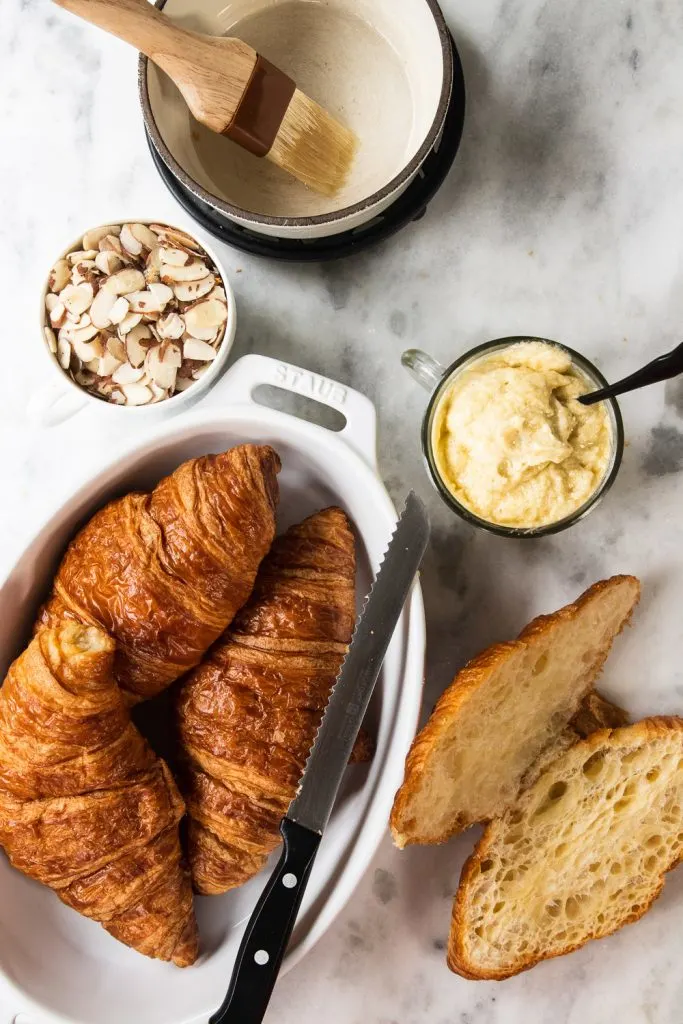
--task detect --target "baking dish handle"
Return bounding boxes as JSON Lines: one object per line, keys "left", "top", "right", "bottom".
{"left": 217, "top": 354, "right": 378, "bottom": 469}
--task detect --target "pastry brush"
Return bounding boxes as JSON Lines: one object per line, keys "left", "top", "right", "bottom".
{"left": 52, "top": 0, "right": 357, "bottom": 197}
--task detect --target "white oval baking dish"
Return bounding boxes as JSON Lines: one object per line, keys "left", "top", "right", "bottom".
{"left": 0, "top": 353, "right": 425, "bottom": 1024}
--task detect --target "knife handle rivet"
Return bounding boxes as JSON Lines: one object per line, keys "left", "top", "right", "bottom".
{"left": 254, "top": 949, "right": 270, "bottom": 966}
{"left": 282, "top": 873, "right": 298, "bottom": 888}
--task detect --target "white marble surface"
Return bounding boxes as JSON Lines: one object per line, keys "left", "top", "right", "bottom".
{"left": 3, "top": 0, "right": 683, "bottom": 1021}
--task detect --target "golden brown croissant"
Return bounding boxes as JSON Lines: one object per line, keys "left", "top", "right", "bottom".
{"left": 176, "top": 506, "right": 356, "bottom": 895}
{"left": 38, "top": 444, "right": 281, "bottom": 702}
{"left": 0, "top": 622, "right": 198, "bottom": 966}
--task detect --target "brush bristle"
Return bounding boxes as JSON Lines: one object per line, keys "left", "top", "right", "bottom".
{"left": 267, "top": 89, "right": 357, "bottom": 197}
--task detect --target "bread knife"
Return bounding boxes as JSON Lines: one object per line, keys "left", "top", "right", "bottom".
{"left": 209, "top": 491, "right": 430, "bottom": 1024}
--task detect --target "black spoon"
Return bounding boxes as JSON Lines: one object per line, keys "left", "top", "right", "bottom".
{"left": 579, "top": 340, "right": 683, "bottom": 406}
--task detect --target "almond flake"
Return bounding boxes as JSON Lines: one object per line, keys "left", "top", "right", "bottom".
{"left": 192, "top": 363, "right": 211, "bottom": 380}
{"left": 159, "top": 246, "right": 189, "bottom": 266}
{"left": 121, "top": 382, "right": 153, "bottom": 406}
{"left": 157, "top": 312, "right": 184, "bottom": 339}
{"left": 175, "top": 376, "right": 195, "bottom": 392}
{"left": 83, "top": 225, "right": 120, "bottom": 250}
{"left": 99, "top": 234, "right": 124, "bottom": 256}
{"left": 173, "top": 275, "right": 215, "bottom": 302}
{"left": 118, "top": 311, "right": 143, "bottom": 336}
{"left": 151, "top": 225, "right": 203, "bottom": 251}
{"left": 95, "top": 251, "right": 123, "bottom": 276}
{"left": 49, "top": 301, "right": 67, "bottom": 327}
{"left": 106, "top": 268, "right": 146, "bottom": 296}
{"left": 67, "top": 249, "right": 98, "bottom": 265}
{"left": 49, "top": 259, "right": 70, "bottom": 293}
{"left": 106, "top": 335, "right": 127, "bottom": 362}
{"left": 144, "top": 247, "right": 161, "bottom": 284}
{"left": 110, "top": 389, "right": 126, "bottom": 405}
{"left": 210, "top": 286, "right": 227, "bottom": 303}
{"left": 148, "top": 282, "right": 174, "bottom": 306}
{"left": 149, "top": 382, "right": 168, "bottom": 403}
{"left": 120, "top": 224, "right": 143, "bottom": 256}
{"left": 72, "top": 334, "right": 104, "bottom": 362}
{"left": 60, "top": 282, "right": 94, "bottom": 316}
{"left": 131, "top": 223, "right": 159, "bottom": 250}
{"left": 183, "top": 337, "right": 217, "bottom": 361}
{"left": 98, "top": 351, "right": 123, "bottom": 377}
{"left": 126, "top": 324, "right": 152, "bottom": 367}
{"left": 44, "top": 326, "right": 57, "bottom": 354}
{"left": 161, "top": 259, "right": 209, "bottom": 283}
{"left": 127, "top": 289, "right": 164, "bottom": 313}
{"left": 146, "top": 344, "right": 178, "bottom": 390}
{"left": 112, "top": 362, "right": 146, "bottom": 385}
{"left": 90, "top": 287, "right": 117, "bottom": 329}
{"left": 109, "top": 296, "right": 130, "bottom": 324}
{"left": 45, "top": 293, "right": 59, "bottom": 313}
{"left": 183, "top": 298, "right": 227, "bottom": 336}
{"left": 57, "top": 337, "right": 71, "bottom": 370}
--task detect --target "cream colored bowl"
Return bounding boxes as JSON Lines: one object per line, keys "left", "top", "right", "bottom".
{"left": 140, "top": 0, "right": 453, "bottom": 239}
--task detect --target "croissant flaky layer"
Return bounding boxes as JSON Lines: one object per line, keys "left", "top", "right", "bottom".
{"left": 38, "top": 444, "right": 281, "bottom": 702}
{"left": 177, "top": 506, "right": 357, "bottom": 895}
{"left": 0, "top": 623, "right": 198, "bottom": 966}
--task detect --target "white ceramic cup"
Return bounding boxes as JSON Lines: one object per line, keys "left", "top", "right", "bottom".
{"left": 32, "top": 218, "right": 237, "bottom": 428}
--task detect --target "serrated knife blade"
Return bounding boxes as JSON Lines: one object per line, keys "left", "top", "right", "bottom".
{"left": 288, "top": 490, "right": 430, "bottom": 833}
{"left": 210, "top": 491, "right": 430, "bottom": 1024}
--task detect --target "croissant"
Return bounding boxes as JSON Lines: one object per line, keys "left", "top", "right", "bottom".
{"left": 38, "top": 444, "right": 281, "bottom": 702}
{"left": 0, "top": 622, "right": 198, "bottom": 965}
{"left": 176, "top": 506, "right": 356, "bottom": 894}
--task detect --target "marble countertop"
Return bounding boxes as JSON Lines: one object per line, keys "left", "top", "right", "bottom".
{"left": 3, "top": 0, "right": 683, "bottom": 1021}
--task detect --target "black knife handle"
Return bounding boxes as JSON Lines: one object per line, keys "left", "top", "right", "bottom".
{"left": 209, "top": 817, "right": 321, "bottom": 1024}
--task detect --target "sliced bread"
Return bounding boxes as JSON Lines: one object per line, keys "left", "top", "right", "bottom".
{"left": 449, "top": 717, "right": 683, "bottom": 979}
{"left": 390, "top": 576, "right": 640, "bottom": 848}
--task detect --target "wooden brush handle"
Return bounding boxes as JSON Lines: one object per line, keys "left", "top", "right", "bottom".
{"left": 52, "top": 0, "right": 257, "bottom": 131}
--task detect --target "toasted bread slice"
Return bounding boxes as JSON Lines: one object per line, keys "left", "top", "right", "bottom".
{"left": 390, "top": 576, "right": 640, "bottom": 848}
{"left": 449, "top": 717, "right": 683, "bottom": 979}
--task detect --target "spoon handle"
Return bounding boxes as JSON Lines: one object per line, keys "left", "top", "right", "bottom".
{"left": 579, "top": 341, "right": 683, "bottom": 405}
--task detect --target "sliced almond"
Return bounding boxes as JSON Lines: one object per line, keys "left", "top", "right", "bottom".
{"left": 49, "top": 301, "right": 67, "bottom": 328}
{"left": 161, "top": 259, "right": 208, "bottom": 283}
{"left": 71, "top": 260, "right": 99, "bottom": 286}
{"left": 106, "top": 335, "right": 127, "bottom": 362}
{"left": 112, "top": 362, "right": 146, "bottom": 385}
{"left": 84, "top": 356, "right": 101, "bottom": 373}
{"left": 148, "top": 282, "right": 174, "bottom": 306}
{"left": 173, "top": 275, "right": 215, "bottom": 303}
{"left": 57, "top": 336, "right": 72, "bottom": 370}
{"left": 157, "top": 312, "right": 184, "bottom": 339}
{"left": 99, "top": 234, "right": 124, "bottom": 256}
{"left": 151, "top": 225, "right": 203, "bottom": 251}
{"left": 144, "top": 246, "right": 161, "bottom": 284}
{"left": 192, "top": 363, "right": 211, "bottom": 380}
{"left": 159, "top": 246, "right": 189, "bottom": 266}
{"left": 44, "top": 326, "right": 57, "bottom": 354}
{"left": 212, "top": 323, "right": 226, "bottom": 348}
{"left": 163, "top": 342, "right": 182, "bottom": 367}
{"left": 120, "top": 224, "right": 143, "bottom": 256}
{"left": 45, "top": 292, "right": 59, "bottom": 314}
{"left": 110, "top": 389, "right": 126, "bottom": 405}
{"left": 183, "top": 337, "right": 217, "bottom": 361}
{"left": 146, "top": 344, "right": 178, "bottom": 390}
{"left": 126, "top": 324, "right": 152, "bottom": 367}
{"left": 90, "top": 287, "right": 117, "bottom": 329}
{"left": 121, "top": 382, "right": 153, "bottom": 405}
{"left": 67, "top": 249, "right": 98, "bottom": 265}
{"left": 183, "top": 324, "right": 217, "bottom": 342}
{"left": 106, "top": 268, "right": 145, "bottom": 296}
{"left": 175, "top": 375, "right": 195, "bottom": 392}
{"left": 60, "top": 282, "right": 94, "bottom": 316}
{"left": 149, "top": 382, "right": 168, "bottom": 403}
{"left": 118, "top": 311, "right": 143, "bottom": 336}
{"left": 109, "top": 296, "right": 130, "bottom": 324}
{"left": 71, "top": 323, "right": 99, "bottom": 346}
{"left": 183, "top": 298, "right": 227, "bottom": 336}
{"left": 98, "top": 351, "right": 123, "bottom": 376}
{"left": 49, "top": 259, "right": 70, "bottom": 293}
{"left": 127, "top": 289, "right": 164, "bottom": 314}
{"left": 210, "top": 285, "right": 227, "bottom": 303}
{"left": 95, "top": 250, "right": 123, "bottom": 276}
{"left": 83, "top": 225, "right": 120, "bottom": 250}
{"left": 72, "top": 333, "right": 104, "bottom": 362}
{"left": 131, "top": 223, "right": 159, "bottom": 250}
